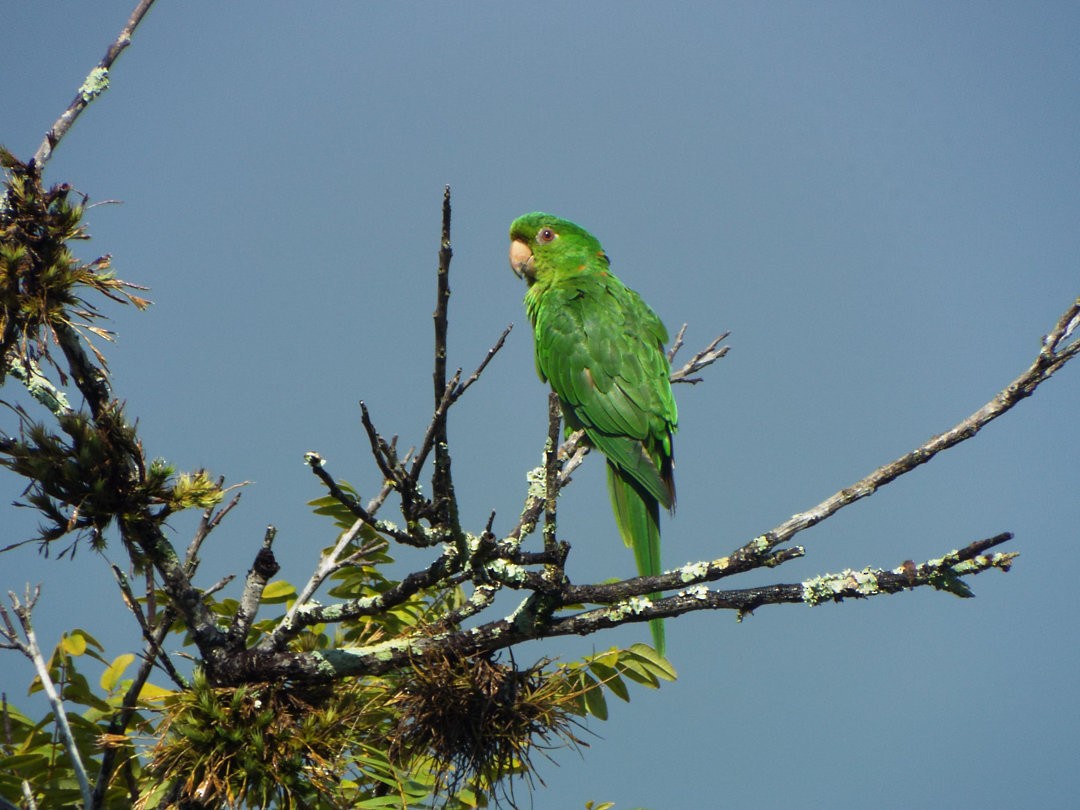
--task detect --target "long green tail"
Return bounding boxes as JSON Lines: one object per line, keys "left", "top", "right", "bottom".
{"left": 606, "top": 462, "right": 665, "bottom": 655}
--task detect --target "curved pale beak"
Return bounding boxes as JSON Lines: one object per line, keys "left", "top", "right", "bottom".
{"left": 509, "top": 239, "right": 535, "bottom": 280}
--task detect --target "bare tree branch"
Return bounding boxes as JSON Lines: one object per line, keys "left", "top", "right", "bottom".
{"left": 670, "top": 329, "right": 730, "bottom": 384}
{"left": 32, "top": 0, "right": 159, "bottom": 168}
{"left": 264, "top": 545, "right": 463, "bottom": 648}
{"left": 226, "top": 527, "right": 280, "bottom": 650}
{"left": 109, "top": 565, "right": 186, "bottom": 688}
{"left": 748, "top": 296, "right": 1080, "bottom": 557}
{"left": 271, "top": 497, "right": 390, "bottom": 650}
{"left": 545, "top": 533, "right": 1018, "bottom": 637}
{"left": 210, "top": 529, "right": 1017, "bottom": 686}
{"left": 185, "top": 487, "right": 244, "bottom": 577}
{"left": 408, "top": 325, "right": 513, "bottom": 501}
{"left": 431, "top": 186, "right": 460, "bottom": 535}
{"left": 304, "top": 450, "right": 417, "bottom": 545}
{"left": 542, "top": 393, "right": 562, "bottom": 557}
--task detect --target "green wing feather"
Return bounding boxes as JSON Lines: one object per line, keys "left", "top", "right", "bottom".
{"left": 527, "top": 255, "right": 677, "bottom": 654}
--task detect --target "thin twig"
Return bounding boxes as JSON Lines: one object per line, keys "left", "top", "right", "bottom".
{"left": 92, "top": 591, "right": 186, "bottom": 807}
{"left": 751, "top": 297, "right": 1080, "bottom": 556}
{"left": 357, "top": 405, "right": 404, "bottom": 488}
{"left": 202, "top": 575, "right": 234, "bottom": 597}
{"left": 305, "top": 450, "right": 417, "bottom": 545}
{"left": 265, "top": 544, "right": 463, "bottom": 646}
{"left": 439, "top": 584, "right": 501, "bottom": 627}
{"left": 666, "top": 323, "right": 688, "bottom": 363}
{"left": 542, "top": 393, "right": 561, "bottom": 556}
{"left": 503, "top": 428, "right": 588, "bottom": 548}
{"left": 408, "top": 373, "right": 461, "bottom": 483}
{"left": 268, "top": 471, "right": 395, "bottom": 649}
{"left": 32, "top": 0, "right": 159, "bottom": 168}
{"left": 410, "top": 326, "right": 513, "bottom": 480}
{"left": 109, "top": 565, "right": 184, "bottom": 687}
{"left": 272, "top": 517, "right": 387, "bottom": 648}
{"left": 357, "top": 404, "right": 432, "bottom": 539}
{"left": 186, "top": 488, "right": 244, "bottom": 577}
{"left": 452, "top": 324, "right": 513, "bottom": 401}
{"left": 670, "top": 331, "right": 730, "bottom": 384}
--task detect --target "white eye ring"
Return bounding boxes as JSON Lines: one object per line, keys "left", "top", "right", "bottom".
{"left": 537, "top": 228, "right": 557, "bottom": 244}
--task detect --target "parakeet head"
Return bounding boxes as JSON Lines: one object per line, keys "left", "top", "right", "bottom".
{"left": 509, "top": 212, "right": 608, "bottom": 283}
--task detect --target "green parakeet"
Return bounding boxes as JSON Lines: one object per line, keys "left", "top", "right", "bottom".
{"left": 509, "top": 212, "right": 677, "bottom": 654}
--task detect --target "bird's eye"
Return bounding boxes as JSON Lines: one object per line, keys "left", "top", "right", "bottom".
{"left": 537, "top": 228, "right": 557, "bottom": 244}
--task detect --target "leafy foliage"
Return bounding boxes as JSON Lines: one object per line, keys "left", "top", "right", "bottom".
{"left": 0, "top": 534, "right": 674, "bottom": 809}
{"left": 0, "top": 629, "right": 158, "bottom": 809}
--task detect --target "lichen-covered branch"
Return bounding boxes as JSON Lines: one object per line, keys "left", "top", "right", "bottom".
{"left": 6, "top": 355, "right": 71, "bottom": 415}
{"left": 543, "top": 532, "right": 1017, "bottom": 638}
{"left": 202, "top": 531, "right": 1017, "bottom": 684}
{"left": 739, "top": 296, "right": 1080, "bottom": 559}
{"left": 32, "top": 0, "right": 159, "bottom": 168}
{"left": 226, "top": 528, "right": 281, "bottom": 650}
{"left": 270, "top": 507, "right": 390, "bottom": 649}
{"left": 263, "top": 543, "right": 462, "bottom": 649}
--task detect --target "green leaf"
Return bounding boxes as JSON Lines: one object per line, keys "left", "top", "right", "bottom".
{"left": 69, "top": 629, "right": 108, "bottom": 663}
{"left": 614, "top": 655, "right": 659, "bottom": 689}
{"left": 261, "top": 580, "right": 297, "bottom": 603}
{"left": 60, "top": 633, "right": 86, "bottom": 656}
{"left": 61, "top": 670, "right": 111, "bottom": 712}
{"left": 627, "top": 643, "right": 677, "bottom": 681}
{"left": 100, "top": 652, "right": 134, "bottom": 692}
{"left": 581, "top": 674, "right": 608, "bottom": 720}
{"left": 138, "top": 681, "right": 175, "bottom": 702}
{"left": 0, "top": 753, "right": 48, "bottom": 770}
{"left": 587, "top": 660, "right": 630, "bottom": 702}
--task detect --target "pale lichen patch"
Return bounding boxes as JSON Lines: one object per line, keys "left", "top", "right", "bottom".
{"left": 678, "top": 560, "right": 709, "bottom": 583}
{"left": 525, "top": 466, "right": 546, "bottom": 500}
{"left": 748, "top": 535, "right": 770, "bottom": 553}
{"left": 486, "top": 558, "right": 527, "bottom": 585}
{"left": 610, "top": 596, "right": 653, "bottom": 620}
{"left": 79, "top": 67, "right": 110, "bottom": 101}
{"left": 679, "top": 584, "right": 709, "bottom": 600}
{"left": 802, "top": 567, "right": 882, "bottom": 606}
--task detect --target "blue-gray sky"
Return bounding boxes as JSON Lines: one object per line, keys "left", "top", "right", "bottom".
{"left": 3, "top": 2, "right": 1079, "bottom": 807}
